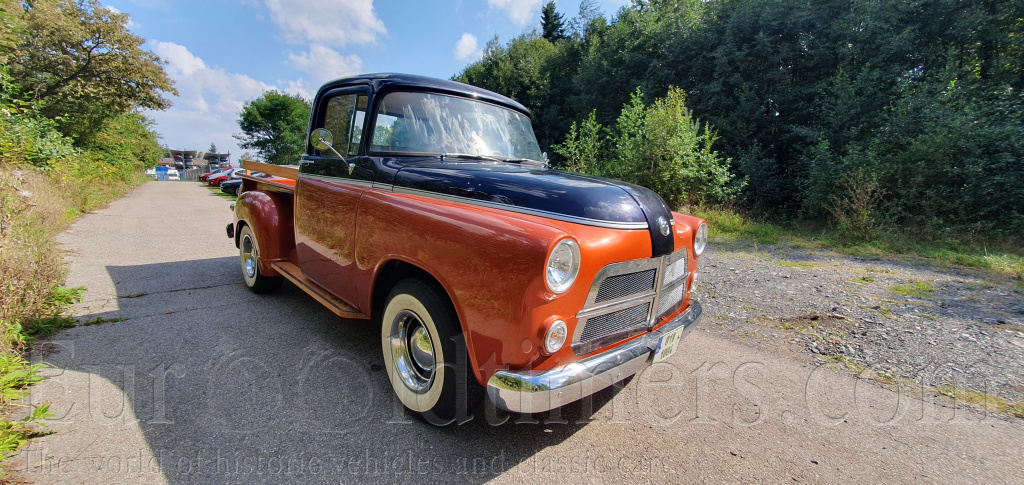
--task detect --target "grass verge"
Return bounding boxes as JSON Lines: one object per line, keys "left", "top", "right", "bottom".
{"left": 206, "top": 183, "right": 237, "bottom": 200}
{"left": 692, "top": 206, "right": 1024, "bottom": 280}
{"left": 0, "top": 167, "right": 147, "bottom": 472}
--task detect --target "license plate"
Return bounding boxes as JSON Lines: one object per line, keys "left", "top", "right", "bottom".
{"left": 652, "top": 325, "right": 686, "bottom": 363}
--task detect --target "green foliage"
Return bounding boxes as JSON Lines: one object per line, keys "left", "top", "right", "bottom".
{"left": 554, "top": 110, "right": 603, "bottom": 174}
{"left": 4, "top": 0, "right": 176, "bottom": 145}
{"left": 891, "top": 280, "right": 935, "bottom": 299}
{"left": 554, "top": 87, "right": 739, "bottom": 208}
{"left": 453, "top": 0, "right": 1024, "bottom": 235}
{"left": 234, "top": 91, "right": 311, "bottom": 165}
{"left": 0, "top": 2, "right": 172, "bottom": 471}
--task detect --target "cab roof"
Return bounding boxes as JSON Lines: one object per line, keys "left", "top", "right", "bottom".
{"left": 315, "top": 73, "right": 531, "bottom": 118}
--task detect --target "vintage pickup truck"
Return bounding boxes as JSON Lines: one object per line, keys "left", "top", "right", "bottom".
{"left": 228, "top": 73, "right": 707, "bottom": 423}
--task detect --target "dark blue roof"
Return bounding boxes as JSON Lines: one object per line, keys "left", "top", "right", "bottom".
{"left": 316, "top": 73, "right": 531, "bottom": 117}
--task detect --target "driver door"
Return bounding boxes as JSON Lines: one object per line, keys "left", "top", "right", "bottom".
{"left": 294, "top": 89, "right": 372, "bottom": 307}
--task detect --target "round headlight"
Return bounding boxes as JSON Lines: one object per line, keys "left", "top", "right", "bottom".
{"left": 545, "top": 238, "right": 580, "bottom": 294}
{"left": 694, "top": 222, "right": 709, "bottom": 255}
{"left": 544, "top": 320, "right": 568, "bottom": 354}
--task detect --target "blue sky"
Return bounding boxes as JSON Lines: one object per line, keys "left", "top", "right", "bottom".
{"left": 108, "top": 0, "right": 629, "bottom": 159}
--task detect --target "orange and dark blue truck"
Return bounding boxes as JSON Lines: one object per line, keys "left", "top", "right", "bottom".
{"left": 228, "top": 73, "right": 708, "bottom": 423}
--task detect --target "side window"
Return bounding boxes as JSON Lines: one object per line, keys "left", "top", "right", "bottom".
{"left": 319, "top": 93, "right": 367, "bottom": 157}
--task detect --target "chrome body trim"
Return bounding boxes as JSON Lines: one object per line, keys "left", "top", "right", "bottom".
{"left": 486, "top": 300, "right": 703, "bottom": 414}
{"left": 297, "top": 173, "right": 376, "bottom": 187}
{"left": 392, "top": 186, "right": 650, "bottom": 230}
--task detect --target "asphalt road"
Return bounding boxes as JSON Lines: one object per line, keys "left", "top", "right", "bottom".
{"left": 6, "top": 181, "right": 1022, "bottom": 483}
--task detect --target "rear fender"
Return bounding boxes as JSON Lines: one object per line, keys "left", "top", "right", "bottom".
{"left": 234, "top": 190, "right": 296, "bottom": 276}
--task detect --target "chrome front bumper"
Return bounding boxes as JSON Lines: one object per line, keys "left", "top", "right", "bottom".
{"left": 486, "top": 300, "right": 703, "bottom": 414}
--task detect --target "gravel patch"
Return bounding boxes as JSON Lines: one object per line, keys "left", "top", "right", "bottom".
{"left": 696, "top": 240, "right": 1024, "bottom": 412}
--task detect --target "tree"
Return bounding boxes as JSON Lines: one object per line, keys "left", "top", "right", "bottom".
{"left": 240, "top": 152, "right": 254, "bottom": 161}
{"left": 5, "top": 0, "right": 176, "bottom": 145}
{"left": 541, "top": 1, "right": 566, "bottom": 42}
{"left": 209, "top": 142, "right": 218, "bottom": 153}
{"left": 234, "top": 91, "right": 311, "bottom": 165}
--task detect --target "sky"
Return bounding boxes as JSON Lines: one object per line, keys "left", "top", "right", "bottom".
{"left": 108, "top": 0, "right": 630, "bottom": 159}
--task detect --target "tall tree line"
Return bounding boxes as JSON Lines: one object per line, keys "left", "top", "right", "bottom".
{"left": 456, "top": 0, "right": 1024, "bottom": 235}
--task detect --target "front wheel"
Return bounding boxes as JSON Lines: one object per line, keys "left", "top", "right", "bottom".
{"left": 381, "top": 278, "right": 480, "bottom": 424}
{"left": 238, "top": 225, "right": 283, "bottom": 294}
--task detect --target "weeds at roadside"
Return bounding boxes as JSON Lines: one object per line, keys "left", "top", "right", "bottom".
{"left": 823, "top": 354, "right": 865, "bottom": 373}
{"left": 891, "top": 280, "right": 936, "bottom": 298}
{"left": 80, "top": 316, "right": 127, "bottom": 326}
{"left": 691, "top": 206, "right": 780, "bottom": 244}
{"left": 776, "top": 261, "right": 815, "bottom": 269}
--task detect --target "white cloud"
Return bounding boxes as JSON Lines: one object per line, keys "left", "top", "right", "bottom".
{"left": 488, "top": 0, "right": 542, "bottom": 25}
{"left": 263, "top": 0, "right": 386, "bottom": 47}
{"left": 149, "top": 41, "right": 292, "bottom": 157}
{"left": 288, "top": 44, "right": 363, "bottom": 88}
{"left": 453, "top": 33, "right": 482, "bottom": 61}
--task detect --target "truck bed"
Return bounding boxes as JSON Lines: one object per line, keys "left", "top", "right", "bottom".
{"left": 240, "top": 160, "right": 297, "bottom": 192}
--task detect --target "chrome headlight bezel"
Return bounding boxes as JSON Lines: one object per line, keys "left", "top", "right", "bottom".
{"left": 543, "top": 320, "right": 568, "bottom": 354}
{"left": 545, "top": 238, "right": 580, "bottom": 294}
{"left": 694, "top": 222, "right": 708, "bottom": 255}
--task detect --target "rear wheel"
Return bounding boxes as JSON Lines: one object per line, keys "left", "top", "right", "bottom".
{"left": 238, "top": 225, "right": 283, "bottom": 294}
{"left": 381, "top": 278, "right": 480, "bottom": 424}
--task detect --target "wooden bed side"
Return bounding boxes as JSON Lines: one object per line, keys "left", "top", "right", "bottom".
{"left": 242, "top": 160, "right": 299, "bottom": 180}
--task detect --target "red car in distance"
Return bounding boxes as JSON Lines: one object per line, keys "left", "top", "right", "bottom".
{"left": 208, "top": 168, "right": 244, "bottom": 187}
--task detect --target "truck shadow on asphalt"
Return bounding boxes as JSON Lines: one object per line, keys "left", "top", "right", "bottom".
{"left": 40, "top": 257, "right": 628, "bottom": 483}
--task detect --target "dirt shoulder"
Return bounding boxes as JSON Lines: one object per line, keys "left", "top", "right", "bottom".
{"left": 697, "top": 239, "right": 1024, "bottom": 416}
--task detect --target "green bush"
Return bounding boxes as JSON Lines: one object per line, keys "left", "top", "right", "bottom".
{"left": 555, "top": 87, "right": 740, "bottom": 209}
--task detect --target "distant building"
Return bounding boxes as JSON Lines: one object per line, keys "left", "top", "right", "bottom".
{"left": 165, "top": 150, "right": 230, "bottom": 169}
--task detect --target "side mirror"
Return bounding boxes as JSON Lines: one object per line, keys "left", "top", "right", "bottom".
{"left": 542, "top": 151, "right": 549, "bottom": 169}
{"left": 311, "top": 128, "right": 335, "bottom": 152}
{"left": 309, "top": 127, "right": 354, "bottom": 174}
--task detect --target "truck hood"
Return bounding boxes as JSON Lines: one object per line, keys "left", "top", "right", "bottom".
{"left": 393, "top": 161, "right": 675, "bottom": 257}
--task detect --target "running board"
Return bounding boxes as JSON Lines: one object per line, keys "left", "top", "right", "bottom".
{"left": 271, "top": 262, "right": 369, "bottom": 320}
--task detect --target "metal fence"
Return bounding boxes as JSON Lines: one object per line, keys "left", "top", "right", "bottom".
{"left": 178, "top": 168, "right": 202, "bottom": 181}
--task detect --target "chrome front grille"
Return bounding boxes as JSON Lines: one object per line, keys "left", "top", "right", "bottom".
{"left": 572, "top": 249, "right": 689, "bottom": 355}
{"left": 594, "top": 269, "right": 657, "bottom": 303}
{"left": 579, "top": 302, "right": 651, "bottom": 343}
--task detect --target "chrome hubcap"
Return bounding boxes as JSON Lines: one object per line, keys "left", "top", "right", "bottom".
{"left": 389, "top": 310, "right": 435, "bottom": 393}
{"left": 241, "top": 234, "right": 256, "bottom": 278}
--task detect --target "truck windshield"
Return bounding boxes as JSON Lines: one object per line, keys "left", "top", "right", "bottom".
{"left": 370, "top": 91, "right": 543, "bottom": 162}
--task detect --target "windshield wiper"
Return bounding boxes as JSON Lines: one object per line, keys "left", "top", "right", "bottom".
{"left": 497, "top": 156, "right": 546, "bottom": 167}
{"left": 438, "top": 152, "right": 500, "bottom": 162}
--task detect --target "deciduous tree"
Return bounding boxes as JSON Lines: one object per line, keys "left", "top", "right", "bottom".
{"left": 5, "top": 0, "right": 176, "bottom": 145}
{"left": 234, "top": 91, "right": 311, "bottom": 165}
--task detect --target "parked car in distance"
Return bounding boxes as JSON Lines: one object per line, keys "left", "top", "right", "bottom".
{"left": 200, "top": 167, "right": 224, "bottom": 181}
{"left": 167, "top": 169, "right": 180, "bottom": 181}
{"left": 208, "top": 168, "right": 244, "bottom": 186}
{"left": 220, "top": 178, "right": 242, "bottom": 195}
{"left": 173, "top": 155, "right": 184, "bottom": 171}
{"left": 201, "top": 167, "right": 227, "bottom": 181}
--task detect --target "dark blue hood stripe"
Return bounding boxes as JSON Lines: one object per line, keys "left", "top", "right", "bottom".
{"left": 393, "top": 186, "right": 649, "bottom": 230}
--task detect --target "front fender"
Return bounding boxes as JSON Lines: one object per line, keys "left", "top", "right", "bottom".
{"left": 234, "top": 190, "right": 296, "bottom": 276}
